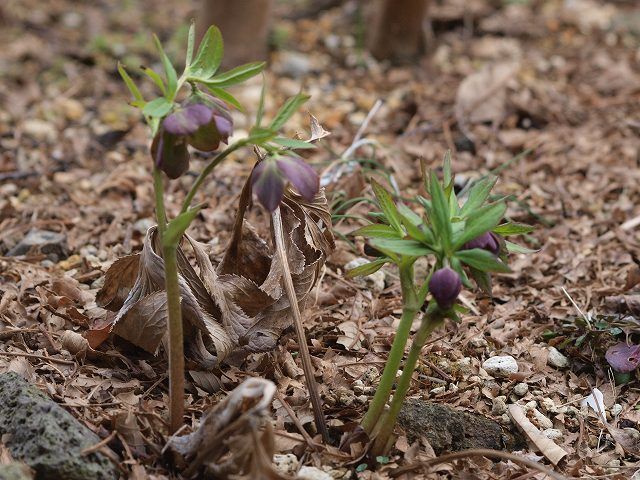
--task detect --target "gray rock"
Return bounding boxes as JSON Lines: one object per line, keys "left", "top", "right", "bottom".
{"left": 513, "top": 383, "right": 529, "bottom": 397}
{"left": 275, "top": 51, "right": 312, "bottom": 78}
{"left": 7, "top": 230, "right": 68, "bottom": 261}
{"left": 0, "top": 373, "right": 117, "bottom": 480}
{"left": 398, "top": 399, "right": 525, "bottom": 454}
{"left": 297, "top": 466, "right": 332, "bottom": 480}
{"left": 0, "top": 463, "right": 33, "bottom": 480}
{"left": 547, "top": 347, "right": 570, "bottom": 369}
{"left": 482, "top": 355, "right": 518, "bottom": 377}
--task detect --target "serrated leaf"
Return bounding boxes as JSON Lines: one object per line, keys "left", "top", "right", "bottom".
{"left": 153, "top": 34, "right": 178, "bottom": 98}
{"left": 370, "top": 179, "right": 403, "bottom": 234}
{"left": 142, "top": 67, "right": 166, "bottom": 95}
{"left": 371, "top": 238, "right": 434, "bottom": 257}
{"left": 455, "top": 248, "right": 511, "bottom": 273}
{"left": 351, "top": 224, "right": 401, "bottom": 239}
{"left": 505, "top": 240, "right": 538, "bottom": 254}
{"left": 185, "top": 21, "right": 196, "bottom": 68}
{"left": 142, "top": 97, "right": 173, "bottom": 118}
{"left": 429, "top": 172, "right": 453, "bottom": 251}
{"left": 493, "top": 222, "right": 535, "bottom": 236}
{"left": 453, "top": 201, "right": 506, "bottom": 249}
{"left": 346, "top": 258, "right": 389, "bottom": 278}
{"left": 272, "top": 137, "right": 316, "bottom": 149}
{"left": 163, "top": 206, "right": 202, "bottom": 247}
{"left": 461, "top": 176, "right": 498, "bottom": 216}
{"left": 205, "top": 86, "right": 243, "bottom": 111}
{"left": 203, "top": 61, "right": 265, "bottom": 88}
{"left": 269, "top": 93, "right": 310, "bottom": 131}
{"left": 189, "top": 25, "right": 223, "bottom": 79}
{"left": 118, "top": 63, "right": 144, "bottom": 104}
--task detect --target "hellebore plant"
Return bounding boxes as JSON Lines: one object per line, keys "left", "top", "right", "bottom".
{"left": 119, "top": 24, "right": 321, "bottom": 435}
{"left": 349, "top": 155, "right": 534, "bottom": 455}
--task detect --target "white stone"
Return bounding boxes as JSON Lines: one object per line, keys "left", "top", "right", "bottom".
{"left": 298, "top": 466, "right": 333, "bottom": 480}
{"left": 345, "top": 257, "right": 386, "bottom": 294}
{"left": 22, "top": 119, "right": 56, "bottom": 142}
{"left": 611, "top": 404, "right": 623, "bottom": 417}
{"left": 542, "top": 428, "right": 563, "bottom": 440}
{"left": 273, "top": 454, "right": 298, "bottom": 476}
{"left": 430, "top": 386, "right": 446, "bottom": 395}
{"left": 547, "top": 347, "right": 570, "bottom": 369}
{"left": 482, "top": 355, "right": 518, "bottom": 377}
{"left": 513, "top": 383, "right": 529, "bottom": 397}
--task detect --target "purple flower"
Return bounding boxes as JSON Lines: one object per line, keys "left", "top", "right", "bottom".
{"left": 605, "top": 343, "right": 640, "bottom": 373}
{"left": 251, "top": 156, "right": 319, "bottom": 212}
{"left": 151, "top": 94, "right": 234, "bottom": 179}
{"left": 429, "top": 268, "right": 462, "bottom": 309}
{"left": 463, "top": 232, "right": 501, "bottom": 255}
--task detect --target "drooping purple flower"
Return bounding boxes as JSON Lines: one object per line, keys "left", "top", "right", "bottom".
{"left": 186, "top": 94, "right": 233, "bottom": 152}
{"left": 251, "top": 156, "right": 319, "bottom": 212}
{"left": 429, "top": 267, "right": 462, "bottom": 309}
{"left": 163, "top": 104, "right": 213, "bottom": 136}
{"left": 605, "top": 343, "right": 640, "bottom": 373}
{"left": 463, "top": 232, "right": 501, "bottom": 255}
{"left": 151, "top": 129, "right": 190, "bottom": 179}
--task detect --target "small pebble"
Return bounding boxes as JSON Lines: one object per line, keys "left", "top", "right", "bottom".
{"left": 273, "top": 454, "right": 299, "bottom": 476}
{"left": 491, "top": 396, "right": 508, "bottom": 415}
{"left": 513, "top": 383, "right": 529, "bottom": 397}
{"left": 611, "top": 404, "right": 623, "bottom": 417}
{"left": 542, "top": 428, "right": 563, "bottom": 440}
{"left": 298, "top": 466, "right": 333, "bottom": 480}
{"left": 430, "top": 386, "right": 446, "bottom": 395}
{"left": 547, "top": 347, "right": 570, "bottom": 369}
{"left": 482, "top": 355, "right": 518, "bottom": 377}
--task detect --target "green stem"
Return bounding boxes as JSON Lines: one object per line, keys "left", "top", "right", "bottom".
{"left": 153, "top": 168, "right": 167, "bottom": 237}
{"left": 371, "top": 308, "right": 444, "bottom": 455}
{"left": 361, "top": 261, "right": 419, "bottom": 434}
{"left": 162, "top": 244, "right": 185, "bottom": 434}
{"left": 180, "top": 140, "right": 246, "bottom": 214}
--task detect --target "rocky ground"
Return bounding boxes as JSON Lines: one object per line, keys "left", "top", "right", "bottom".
{"left": 1, "top": 0, "right": 640, "bottom": 478}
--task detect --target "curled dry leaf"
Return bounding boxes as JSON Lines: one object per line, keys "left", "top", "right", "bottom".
{"left": 95, "top": 175, "right": 334, "bottom": 367}
{"left": 508, "top": 403, "right": 568, "bottom": 465}
{"left": 169, "top": 377, "right": 288, "bottom": 479}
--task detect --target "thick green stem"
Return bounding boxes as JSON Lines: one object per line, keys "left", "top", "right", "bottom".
{"left": 371, "top": 309, "right": 444, "bottom": 455}
{"left": 180, "top": 140, "right": 246, "bottom": 214}
{"left": 153, "top": 168, "right": 167, "bottom": 237}
{"left": 162, "top": 244, "right": 185, "bottom": 434}
{"left": 361, "top": 261, "right": 419, "bottom": 434}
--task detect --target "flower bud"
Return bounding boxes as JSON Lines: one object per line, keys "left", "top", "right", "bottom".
{"left": 429, "top": 267, "right": 462, "bottom": 309}
{"left": 463, "top": 232, "right": 500, "bottom": 255}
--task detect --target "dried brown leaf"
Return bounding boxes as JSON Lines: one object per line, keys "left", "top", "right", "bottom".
{"left": 96, "top": 254, "right": 140, "bottom": 310}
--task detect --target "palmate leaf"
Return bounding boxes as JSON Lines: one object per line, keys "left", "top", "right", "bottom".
{"left": 142, "top": 97, "right": 173, "bottom": 118}
{"left": 455, "top": 248, "right": 511, "bottom": 273}
{"left": 269, "top": 93, "right": 310, "bottom": 131}
{"left": 429, "top": 172, "right": 452, "bottom": 251}
{"left": 371, "top": 238, "right": 434, "bottom": 257}
{"left": 460, "top": 176, "right": 498, "bottom": 217}
{"left": 505, "top": 240, "right": 538, "bottom": 254}
{"left": 203, "top": 61, "right": 266, "bottom": 89}
{"left": 493, "top": 222, "right": 535, "bottom": 236}
{"left": 205, "top": 86, "right": 243, "bottom": 111}
{"left": 453, "top": 201, "right": 506, "bottom": 250}
{"left": 153, "top": 34, "right": 178, "bottom": 98}
{"left": 189, "top": 25, "right": 223, "bottom": 80}
{"left": 351, "top": 224, "right": 401, "bottom": 239}
{"left": 118, "top": 63, "right": 145, "bottom": 107}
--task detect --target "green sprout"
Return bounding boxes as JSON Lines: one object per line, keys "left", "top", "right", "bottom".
{"left": 349, "top": 153, "right": 534, "bottom": 455}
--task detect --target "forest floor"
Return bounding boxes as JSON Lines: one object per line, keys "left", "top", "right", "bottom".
{"left": 1, "top": 0, "right": 640, "bottom": 478}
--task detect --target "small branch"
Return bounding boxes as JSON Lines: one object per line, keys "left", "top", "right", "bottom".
{"left": 272, "top": 207, "right": 329, "bottom": 443}
{"left": 0, "top": 351, "right": 76, "bottom": 366}
{"left": 391, "top": 448, "right": 569, "bottom": 480}
{"left": 81, "top": 430, "right": 117, "bottom": 456}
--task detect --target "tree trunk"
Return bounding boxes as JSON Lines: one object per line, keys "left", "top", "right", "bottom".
{"left": 197, "top": 0, "right": 274, "bottom": 68}
{"left": 367, "top": 0, "right": 429, "bottom": 61}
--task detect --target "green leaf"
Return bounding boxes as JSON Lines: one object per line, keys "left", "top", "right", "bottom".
{"left": 371, "top": 238, "right": 434, "bottom": 257}
{"left": 351, "top": 224, "right": 401, "bottom": 239}
{"left": 163, "top": 206, "right": 202, "bottom": 247}
{"left": 450, "top": 256, "right": 472, "bottom": 289}
{"left": 142, "top": 67, "right": 166, "bottom": 95}
{"left": 455, "top": 248, "right": 511, "bottom": 273}
{"left": 205, "top": 86, "right": 243, "bottom": 111}
{"left": 272, "top": 137, "right": 316, "bottom": 149}
{"left": 443, "top": 150, "right": 452, "bottom": 185}
{"left": 397, "top": 203, "right": 422, "bottom": 227}
{"left": 346, "top": 258, "right": 389, "bottom": 278}
{"left": 142, "top": 97, "right": 173, "bottom": 118}
{"left": 505, "top": 240, "right": 538, "bottom": 254}
{"left": 153, "top": 34, "right": 178, "bottom": 99}
{"left": 461, "top": 176, "right": 497, "bottom": 216}
{"left": 370, "top": 179, "right": 403, "bottom": 234}
{"left": 203, "top": 61, "right": 266, "bottom": 88}
{"left": 118, "top": 63, "right": 144, "bottom": 104}
{"left": 269, "top": 93, "right": 310, "bottom": 131}
{"left": 469, "top": 267, "right": 492, "bottom": 294}
{"left": 429, "top": 172, "right": 453, "bottom": 251}
{"left": 247, "top": 126, "right": 276, "bottom": 144}
{"left": 453, "top": 201, "right": 506, "bottom": 250}
{"left": 255, "top": 74, "right": 267, "bottom": 127}
{"left": 493, "top": 222, "right": 535, "bottom": 236}
{"left": 185, "top": 21, "right": 196, "bottom": 68}
{"left": 189, "top": 25, "right": 223, "bottom": 79}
